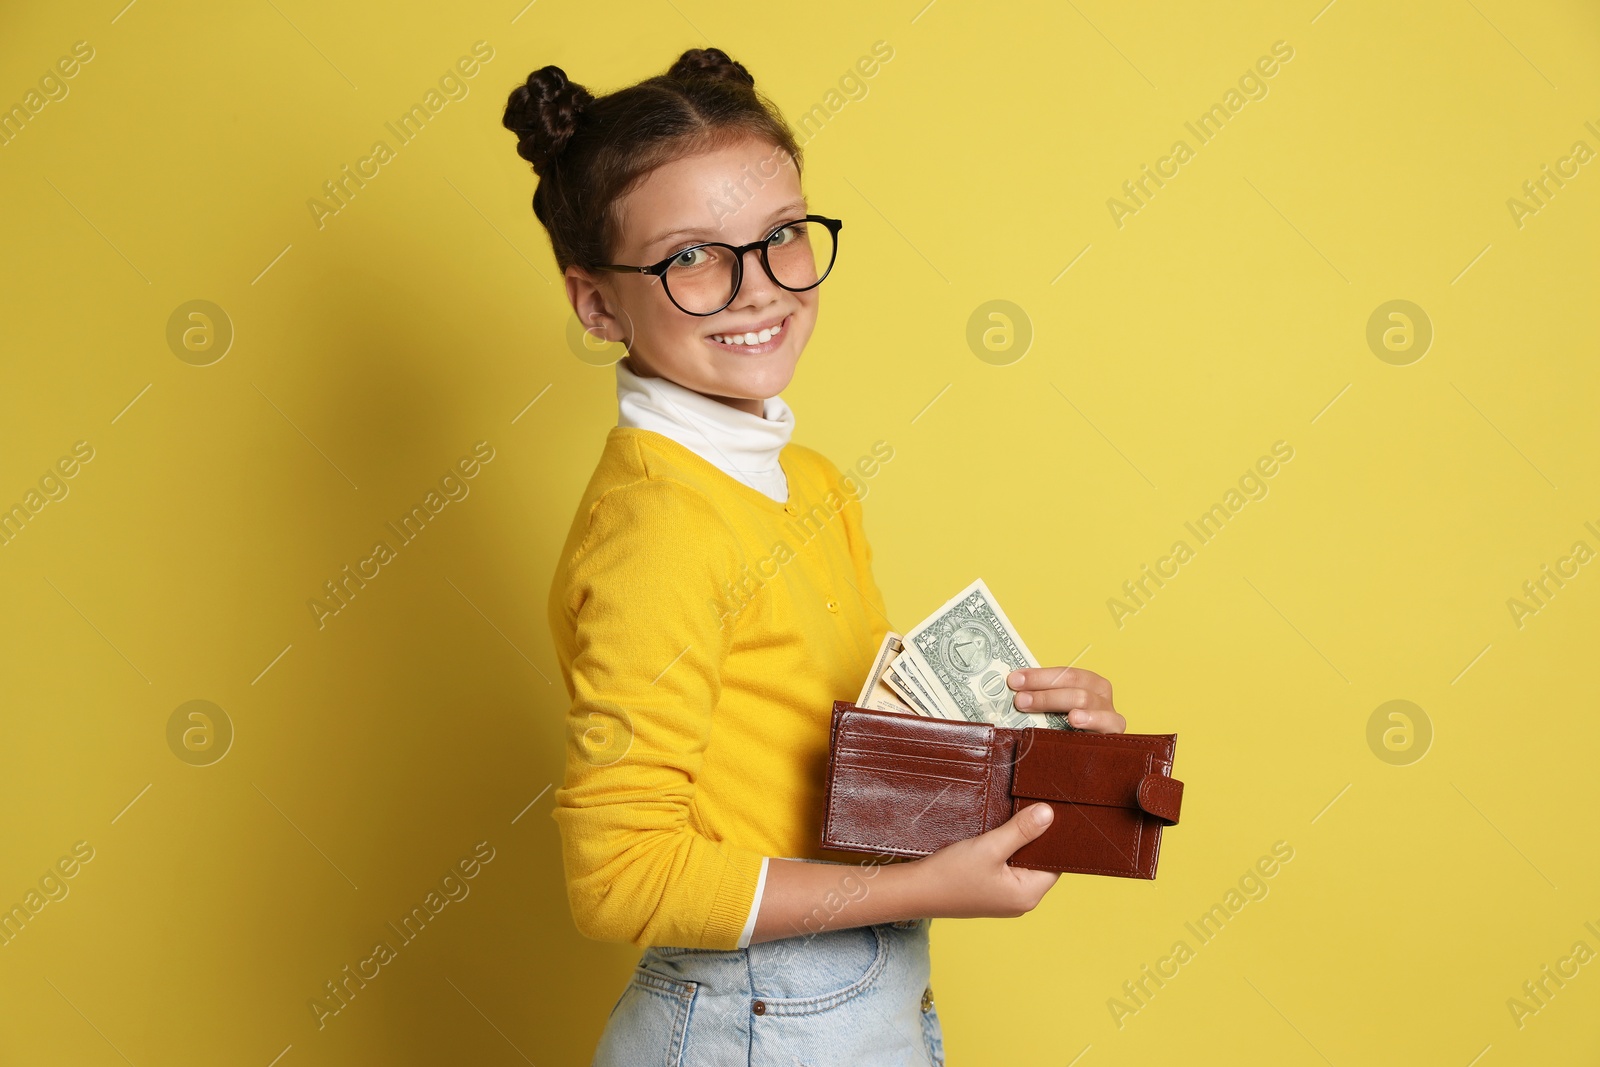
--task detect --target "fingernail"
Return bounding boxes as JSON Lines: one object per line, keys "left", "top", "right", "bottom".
{"left": 1032, "top": 804, "right": 1053, "bottom": 827}
{"left": 1008, "top": 671, "right": 1024, "bottom": 688}
{"left": 1015, "top": 693, "right": 1032, "bottom": 708}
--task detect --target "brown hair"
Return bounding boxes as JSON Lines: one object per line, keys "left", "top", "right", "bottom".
{"left": 501, "top": 47, "right": 803, "bottom": 274}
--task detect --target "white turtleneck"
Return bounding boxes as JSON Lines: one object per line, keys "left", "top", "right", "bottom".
{"left": 615, "top": 355, "right": 793, "bottom": 504}
{"left": 613, "top": 354, "right": 786, "bottom": 947}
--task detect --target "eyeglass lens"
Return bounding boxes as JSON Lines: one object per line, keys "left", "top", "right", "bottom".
{"left": 662, "top": 220, "right": 836, "bottom": 315}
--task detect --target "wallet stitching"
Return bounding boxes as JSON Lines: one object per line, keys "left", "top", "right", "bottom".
{"left": 825, "top": 714, "right": 990, "bottom": 854}
{"left": 1008, "top": 855, "right": 1161, "bottom": 875}
{"left": 1021, "top": 731, "right": 1175, "bottom": 757}
{"left": 830, "top": 761, "right": 991, "bottom": 787}
{"left": 826, "top": 714, "right": 894, "bottom": 851}
{"left": 966, "top": 723, "right": 994, "bottom": 849}
{"left": 1011, "top": 742, "right": 1145, "bottom": 808}
{"left": 1130, "top": 756, "right": 1148, "bottom": 869}
{"left": 1139, "top": 774, "right": 1182, "bottom": 823}
{"left": 1006, "top": 820, "right": 1157, "bottom": 876}
{"left": 837, "top": 724, "right": 990, "bottom": 744}
{"left": 823, "top": 766, "right": 988, "bottom": 851}
{"left": 1008, "top": 751, "right": 1152, "bottom": 876}
{"left": 825, "top": 713, "right": 851, "bottom": 844}
{"left": 1005, "top": 791, "right": 1157, "bottom": 875}
{"left": 833, "top": 749, "right": 994, "bottom": 773}
{"left": 835, "top": 731, "right": 991, "bottom": 757}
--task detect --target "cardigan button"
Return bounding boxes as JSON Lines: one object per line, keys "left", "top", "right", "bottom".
{"left": 752, "top": 999, "right": 767, "bottom": 1015}
{"left": 825, "top": 597, "right": 839, "bottom": 613}
{"left": 783, "top": 501, "right": 799, "bottom": 516}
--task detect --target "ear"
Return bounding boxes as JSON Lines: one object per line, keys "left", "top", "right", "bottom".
{"left": 566, "top": 267, "right": 629, "bottom": 345}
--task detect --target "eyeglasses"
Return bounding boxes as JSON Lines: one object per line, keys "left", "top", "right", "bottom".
{"left": 590, "top": 215, "right": 843, "bottom": 317}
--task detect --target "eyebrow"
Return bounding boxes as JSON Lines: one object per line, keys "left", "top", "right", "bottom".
{"left": 644, "top": 199, "right": 809, "bottom": 253}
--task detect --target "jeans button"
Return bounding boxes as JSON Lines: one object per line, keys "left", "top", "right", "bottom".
{"left": 752, "top": 999, "right": 766, "bottom": 1015}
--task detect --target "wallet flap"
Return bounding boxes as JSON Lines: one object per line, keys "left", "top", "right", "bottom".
{"left": 1011, "top": 733, "right": 1152, "bottom": 810}
{"left": 1136, "top": 773, "right": 1184, "bottom": 825}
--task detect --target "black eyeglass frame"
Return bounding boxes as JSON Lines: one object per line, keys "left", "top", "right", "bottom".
{"left": 589, "top": 214, "right": 844, "bottom": 317}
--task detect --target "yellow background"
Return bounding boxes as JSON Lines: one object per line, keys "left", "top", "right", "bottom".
{"left": 2, "top": 0, "right": 1597, "bottom": 1063}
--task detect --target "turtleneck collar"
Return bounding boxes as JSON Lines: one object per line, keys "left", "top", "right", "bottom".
{"left": 615, "top": 355, "right": 795, "bottom": 503}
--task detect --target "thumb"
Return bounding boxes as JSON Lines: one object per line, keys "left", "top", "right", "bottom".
{"left": 991, "top": 802, "right": 1054, "bottom": 857}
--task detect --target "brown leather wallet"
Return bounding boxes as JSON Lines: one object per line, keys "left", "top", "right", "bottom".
{"left": 820, "top": 701, "right": 1184, "bottom": 879}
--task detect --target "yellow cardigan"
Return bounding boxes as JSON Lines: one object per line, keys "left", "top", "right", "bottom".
{"left": 547, "top": 426, "right": 892, "bottom": 949}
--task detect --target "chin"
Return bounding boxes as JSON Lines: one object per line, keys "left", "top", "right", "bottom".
{"left": 724, "top": 358, "right": 799, "bottom": 400}
{"left": 687, "top": 346, "right": 794, "bottom": 395}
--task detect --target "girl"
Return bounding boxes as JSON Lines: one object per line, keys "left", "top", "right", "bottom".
{"left": 503, "top": 46, "right": 1127, "bottom": 1066}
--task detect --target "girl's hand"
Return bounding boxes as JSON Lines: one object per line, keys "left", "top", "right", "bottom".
{"left": 906, "top": 803, "right": 1061, "bottom": 919}
{"left": 885, "top": 667, "right": 1129, "bottom": 924}
{"left": 1007, "top": 666, "right": 1127, "bottom": 734}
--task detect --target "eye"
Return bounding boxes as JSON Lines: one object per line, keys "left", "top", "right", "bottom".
{"left": 767, "top": 222, "right": 806, "bottom": 247}
{"left": 669, "top": 246, "right": 711, "bottom": 269}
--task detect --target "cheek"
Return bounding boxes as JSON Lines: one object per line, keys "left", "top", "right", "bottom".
{"left": 622, "top": 291, "right": 676, "bottom": 343}
{"left": 636, "top": 299, "right": 711, "bottom": 369}
{"left": 664, "top": 305, "right": 709, "bottom": 347}
{"left": 788, "top": 296, "right": 821, "bottom": 346}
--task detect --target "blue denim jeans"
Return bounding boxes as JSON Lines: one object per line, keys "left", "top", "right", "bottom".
{"left": 593, "top": 917, "right": 944, "bottom": 1066}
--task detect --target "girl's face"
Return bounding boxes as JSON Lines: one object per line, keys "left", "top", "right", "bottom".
{"left": 565, "top": 135, "right": 819, "bottom": 417}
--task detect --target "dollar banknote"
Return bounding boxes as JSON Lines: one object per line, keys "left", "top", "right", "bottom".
{"left": 858, "top": 631, "right": 956, "bottom": 718}
{"left": 903, "top": 579, "right": 1079, "bottom": 731}
{"left": 856, "top": 631, "right": 916, "bottom": 714}
{"left": 854, "top": 581, "right": 1080, "bottom": 731}
{"left": 888, "top": 649, "right": 959, "bottom": 718}
{"left": 886, "top": 657, "right": 950, "bottom": 718}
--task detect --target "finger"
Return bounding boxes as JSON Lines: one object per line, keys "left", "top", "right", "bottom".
{"left": 987, "top": 802, "right": 1055, "bottom": 858}
{"left": 1011, "top": 687, "right": 1095, "bottom": 713}
{"left": 1008, "top": 667, "right": 1112, "bottom": 701}
{"left": 1073, "top": 708, "right": 1127, "bottom": 734}
{"left": 1017, "top": 705, "right": 1123, "bottom": 730}
{"left": 1008, "top": 868, "right": 1061, "bottom": 900}
{"left": 1008, "top": 667, "right": 1074, "bottom": 691}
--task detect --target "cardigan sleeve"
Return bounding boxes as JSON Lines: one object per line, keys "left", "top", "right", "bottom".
{"left": 550, "top": 477, "right": 766, "bottom": 949}
{"left": 734, "top": 856, "right": 770, "bottom": 948}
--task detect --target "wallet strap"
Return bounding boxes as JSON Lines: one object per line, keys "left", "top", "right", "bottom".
{"left": 1136, "top": 773, "right": 1184, "bottom": 825}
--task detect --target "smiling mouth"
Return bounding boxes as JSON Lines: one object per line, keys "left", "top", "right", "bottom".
{"left": 705, "top": 314, "right": 790, "bottom": 353}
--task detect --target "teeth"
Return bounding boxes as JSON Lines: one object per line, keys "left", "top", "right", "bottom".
{"left": 711, "top": 321, "right": 784, "bottom": 346}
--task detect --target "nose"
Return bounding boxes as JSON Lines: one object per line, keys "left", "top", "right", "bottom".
{"left": 731, "top": 246, "right": 781, "bottom": 306}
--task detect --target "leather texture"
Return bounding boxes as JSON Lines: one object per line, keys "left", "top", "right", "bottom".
{"left": 820, "top": 702, "right": 1184, "bottom": 879}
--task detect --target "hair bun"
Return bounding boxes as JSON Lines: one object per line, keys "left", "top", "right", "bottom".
{"left": 667, "top": 47, "right": 755, "bottom": 89}
{"left": 502, "top": 65, "right": 595, "bottom": 174}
